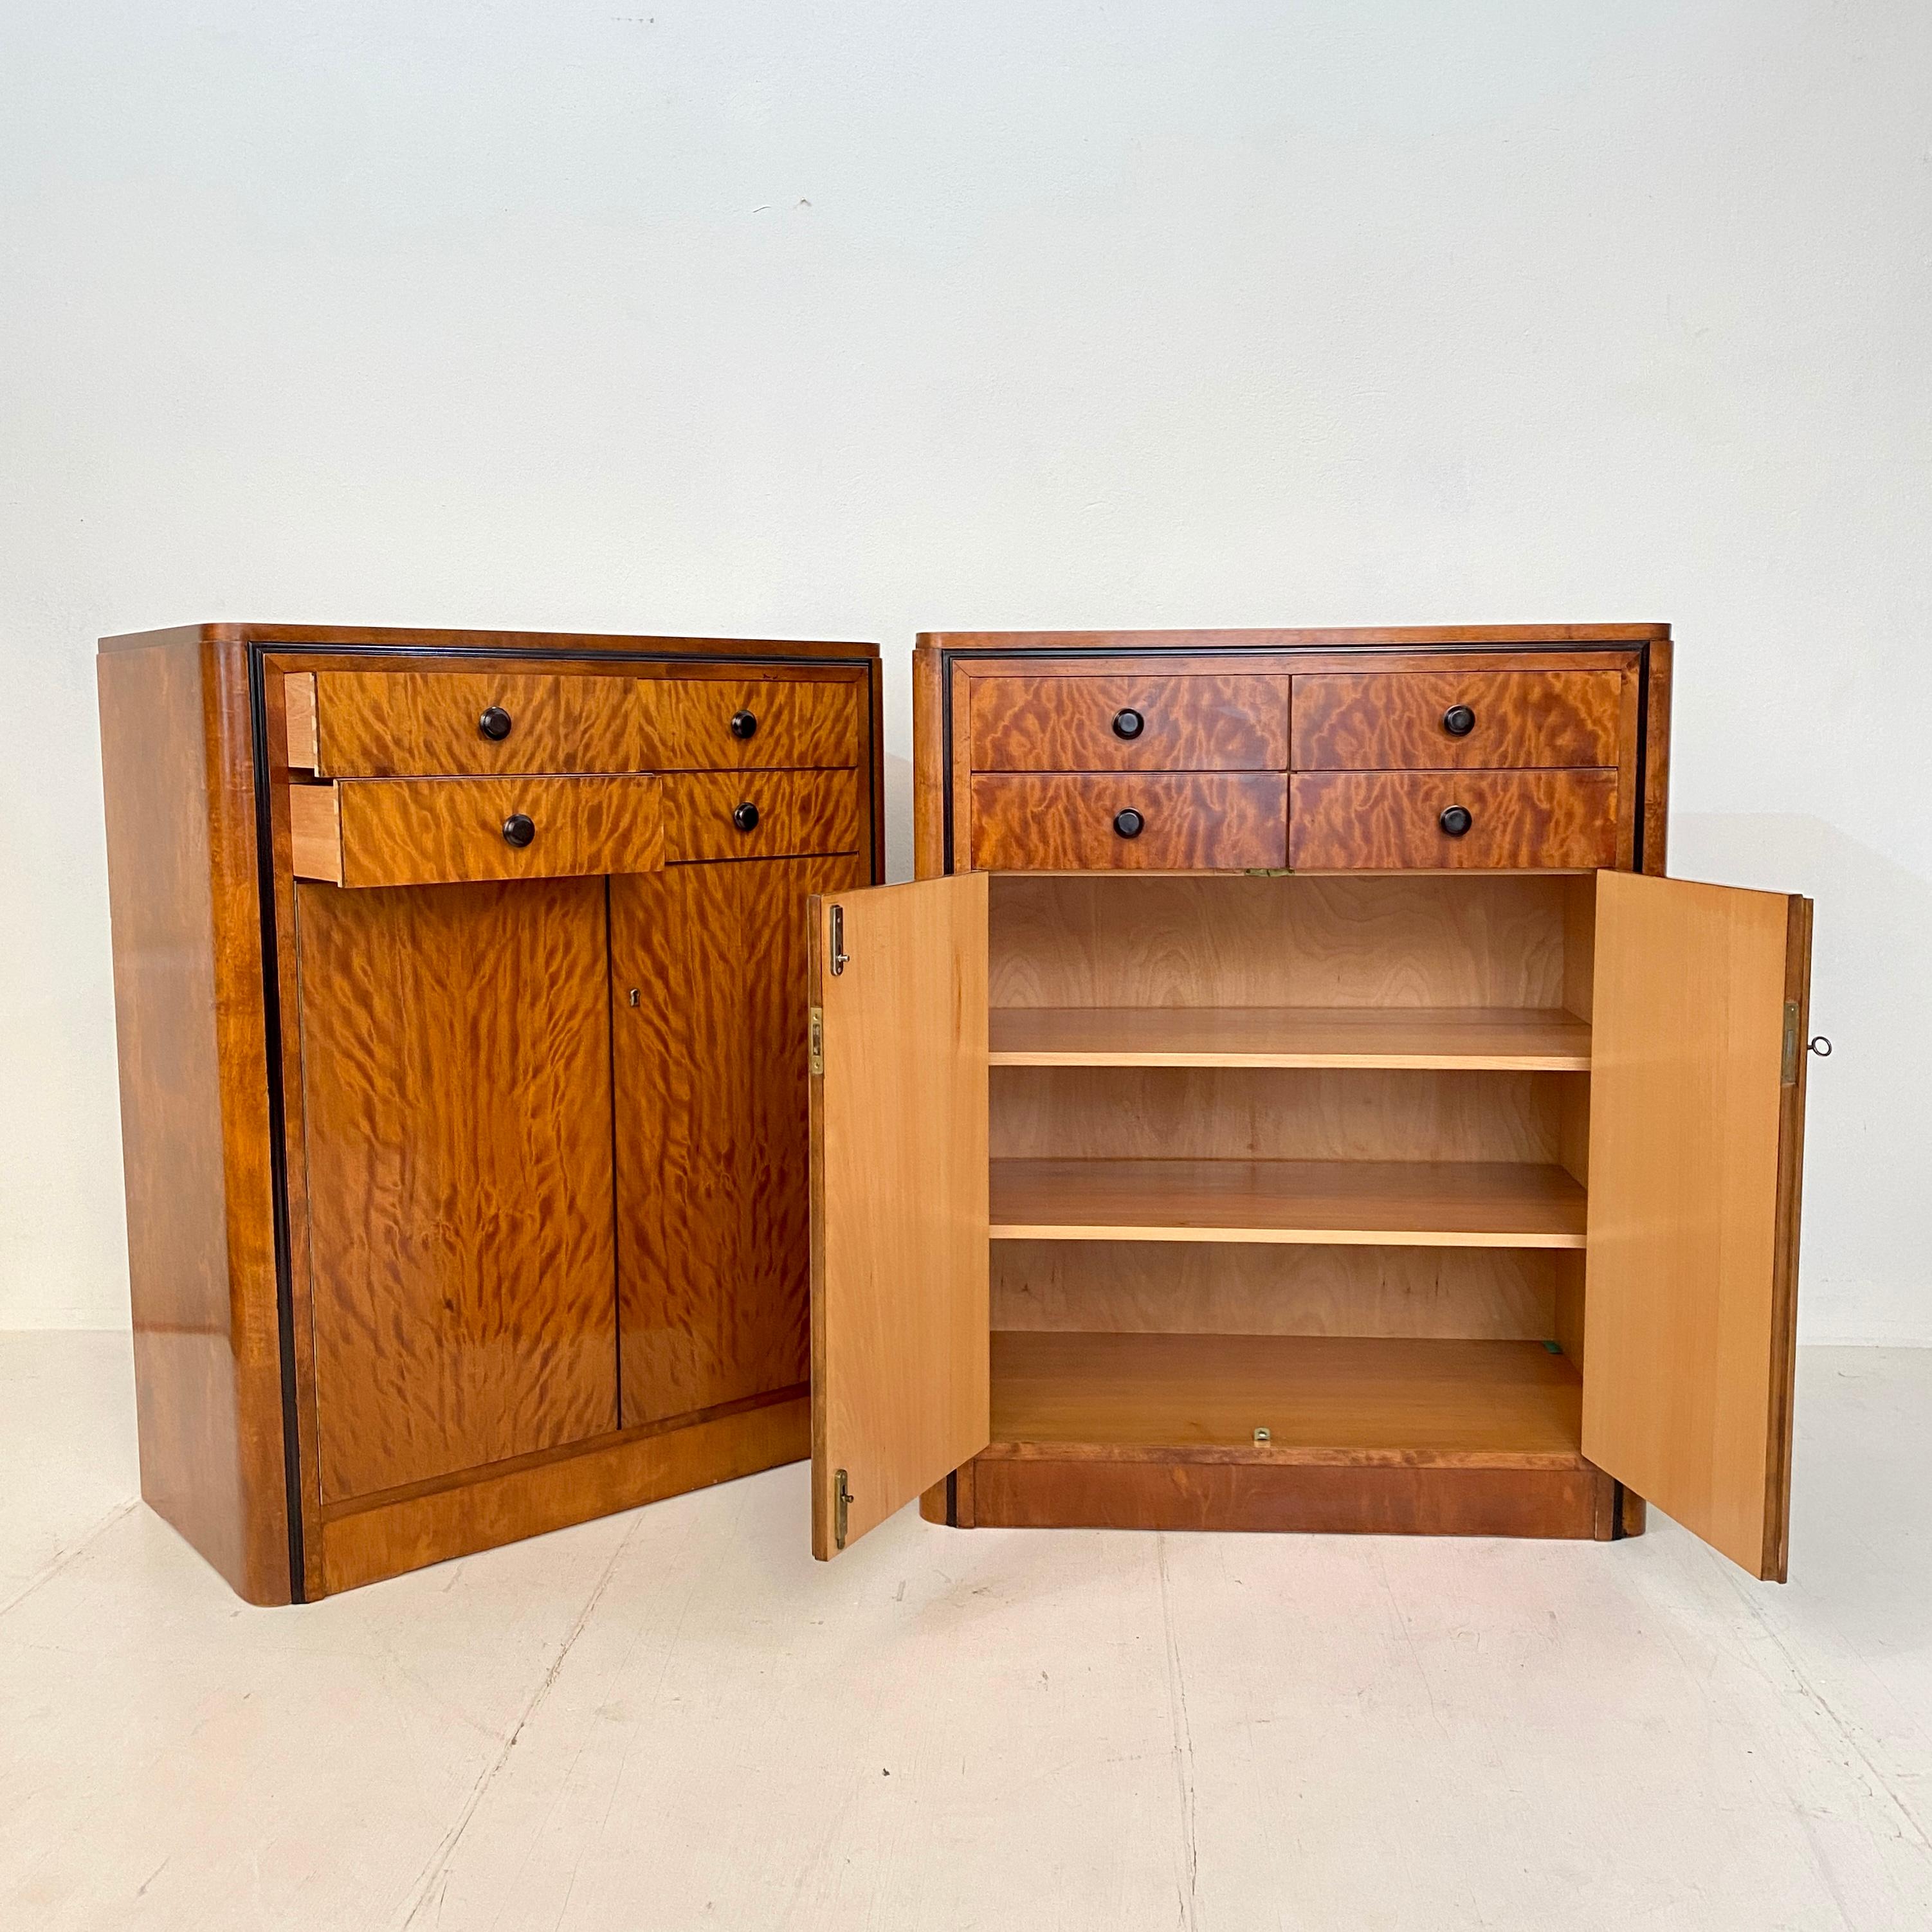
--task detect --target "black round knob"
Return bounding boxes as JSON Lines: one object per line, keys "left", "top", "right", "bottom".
{"left": 1112, "top": 708, "right": 1145, "bottom": 741}
{"left": 502, "top": 812, "right": 536, "bottom": 848}
{"left": 1441, "top": 704, "right": 1476, "bottom": 737}
{"left": 479, "top": 706, "right": 513, "bottom": 742}
{"left": 1113, "top": 808, "right": 1144, "bottom": 839}
{"left": 1439, "top": 805, "right": 1473, "bottom": 837}
{"left": 729, "top": 709, "right": 758, "bottom": 740}
{"left": 732, "top": 801, "right": 760, "bottom": 832}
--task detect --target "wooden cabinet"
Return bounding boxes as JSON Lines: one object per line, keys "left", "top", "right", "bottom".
{"left": 99, "top": 623, "right": 881, "bottom": 1602}
{"left": 814, "top": 626, "right": 1812, "bottom": 1580}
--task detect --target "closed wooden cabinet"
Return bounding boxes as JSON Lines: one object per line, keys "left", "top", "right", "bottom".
{"left": 100, "top": 624, "right": 880, "bottom": 1602}
{"left": 811, "top": 628, "right": 1814, "bottom": 1581}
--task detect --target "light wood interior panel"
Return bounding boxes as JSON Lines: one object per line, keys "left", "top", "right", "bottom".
{"left": 989, "top": 1065, "right": 1583, "bottom": 1163}
{"left": 1581, "top": 871, "right": 1807, "bottom": 1578}
{"left": 989, "top": 873, "right": 1573, "bottom": 1010}
{"left": 990, "top": 1158, "right": 1586, "bottom": 1248}
{"left": 992, "top": 1242, "right": 1558, "bottom": 1340}
{"left": 989, "top": 1005, "right": 1590, "bottom": 1070}
{"left": 989, "top": 1331, "right": 1584, "bottom": 1461}
{"left": 296, "top": 877, "right": 619, "bottom": 1504}
{"left": 812, "top": 873, "right": 990, "bottom": 1557}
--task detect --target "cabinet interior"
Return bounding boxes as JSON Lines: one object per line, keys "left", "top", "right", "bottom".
{"left": 985, "top": 871, "right": 1598, "bottom": 1466}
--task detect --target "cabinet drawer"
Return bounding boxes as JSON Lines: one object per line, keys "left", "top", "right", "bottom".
{"left": 1291, "top": 671, "right": 1624, "bottom": 770}
{"left": 1289, "top": 770, "right": 1617, "bottom": 871}
{"left": 971, "top": 774, "right": 1287, "bottom": 871}
{"left": 971, "top": 674, "right": 1288, "bottom": 771}
{"left": 287, "top": 671, "right": 650, "bottom": 778}
{"left": 657, "top": 678, "right": 859, "bottom": 770}
{"left": 662, "top": 771, "right": 861, "bottom": 863}
{"left": 290, "top": 776, "right": 663, "bottom": 887}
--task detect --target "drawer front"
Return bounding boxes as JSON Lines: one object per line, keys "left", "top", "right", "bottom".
{"left": 971, "top": 774, "right": 1287, "bottom": 871}
{"left": 657, "top": 677, "right": 859, "bottom": 770}
{"left": 1290, "top": 770, "right": 1618, "bottom": 871}
{"left": 294, "top": 671, "right": 651, "bottom": 778}
{"left": 1291, "top": 671, "right": 1624, "bottom": 770}
{"left": 662, "top": 771, "right": 861, "bottom": 863}
{"left": 971, "top": 674, "right": 1288, "bottom": 771}
{"left": 293, "top": 776, "right": 663, "bottom": 887}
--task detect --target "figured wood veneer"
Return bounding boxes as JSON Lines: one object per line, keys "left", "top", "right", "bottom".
{"left": 291, "top": 774, "right": 663, "bottom": 887}
{"left": 971, "top": 772, "right": 1288, "bottom": 871}
{"left": 661, "top": 770, "right": 860, "bottom": 863}
{"left": 614, "top": 855, "right": 862, "bottom": 1426}
{"left": 989, "top": 1158, "right": 1587, "bottom": 1248}
{"left": 970, "top": 673, "right": 1288, "bottom": 771}
{"left": 1291, "top": 670, "right": 1625, "bottom": 770}
{"left": 296, "top": 877, "right": 619, "bottom": 1504}
{"left": 656, "top": 677, "right": 859, "bottom": 770}
{"left": 296, "top": 669, "right": 659, "bottom": 776}
{"left": 1290, "top": 769, "right": 1618, "bottom": 871}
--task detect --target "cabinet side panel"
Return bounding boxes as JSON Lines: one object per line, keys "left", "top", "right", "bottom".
{"left": 99, "top": 639, "right": 286, "bottom": 1601}
{"left": 913, "top": 647, "right": 945, "bottom": 880}
{"left": 1643, "top": 638, "right": 1673, "bottom": 876}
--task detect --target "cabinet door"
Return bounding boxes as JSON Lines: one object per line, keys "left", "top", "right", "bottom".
{"left": 1582, "top": 871, "right": 1813, "bottom": 1578}
{"left": 810, "top": 873, "right": 990, "bottom": 1558}
{"left": 298, "top": 878, "right": 619, "bottom": 1503}
{"left": 611, "top": 855, "right": 863, "bottom": 1426}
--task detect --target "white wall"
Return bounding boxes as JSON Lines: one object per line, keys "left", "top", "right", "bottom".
{"left": 3, "top": 1, "right": 1927, "bottom": 1339}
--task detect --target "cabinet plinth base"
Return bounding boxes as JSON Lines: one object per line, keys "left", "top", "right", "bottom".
{"left": 315, "top": 1391, "right": 808, "bottom": 1597}
{"left": 935, "top": 1452, "right": 1630, "bottom": 1542}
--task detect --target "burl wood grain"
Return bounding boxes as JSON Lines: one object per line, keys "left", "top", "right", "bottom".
{"left": 657, "top": 677, "right": 860, "bottom": 770}
{"left": 971, "top": 773, "right": 1288, "bottom": 871}
{"left": 970, "top": 674, "right": 1288, "bottom": 772}
{"left": 305, "top": 670, "right": 659, "bottom": 776}
{"left": 98, "top": 636, "right": 291, "bottom": 1602}
{"left": 1290, "top": 671, "right": 1624, "bottom": 770}
{"left": 613, "top": 854, "right": 862, "bottom": 1426}
{"left": 302, "top": 774, "right": 663, "bottom": 888}
{"left": 661, "top": 771, "right": 861, "bottom": 864}
{"left": 1290, "top": 770, "right": 1618, "bottom": 871}
{"left": 296, "top": 877, "right": 619, "bottom": 1502}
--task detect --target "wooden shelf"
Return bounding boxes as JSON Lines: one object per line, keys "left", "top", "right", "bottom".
{"left": 986, "top": 1331, "right": 1585, "bottom": 1463}
{"left": 989, "top": 1005, "right": 1590, "bottom": 1070}
{"left": 989, "top": 1158, "right": 1587, "bottom": 1248}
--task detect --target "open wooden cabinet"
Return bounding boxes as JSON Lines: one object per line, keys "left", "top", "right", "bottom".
{"left": 808, "top": 867, "right": 1812, "bottom": 1580}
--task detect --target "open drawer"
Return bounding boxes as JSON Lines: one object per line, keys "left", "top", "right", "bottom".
{"left": 289, "top": 774, "right": 663, "bottom": 888}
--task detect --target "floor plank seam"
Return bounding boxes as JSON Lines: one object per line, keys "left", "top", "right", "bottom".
{"left": 0, "top": 1499, "right": 138, "bottom": 1625}
{"left": 1156, "top": 1535, "right": 1200, "bottom": 1931}
{"left": 390, "top": 1513, "right": 642, "bottom": 1930}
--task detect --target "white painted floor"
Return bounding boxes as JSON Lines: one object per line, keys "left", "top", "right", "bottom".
{"left": 3, "top": 1336, "right": 1930, "bottom": 1930}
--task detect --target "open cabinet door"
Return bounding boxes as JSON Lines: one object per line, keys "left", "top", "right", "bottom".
{"left": 809, "top": 873, "right": 990, "bottom": 1558}
{"left": 1582, "top": 871, "right": 1814, "bottom": 1580}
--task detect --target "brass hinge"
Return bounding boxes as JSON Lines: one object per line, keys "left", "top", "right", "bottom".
{"left": 808, "top": 1007, "right": 825, "bottom": 1077}
{"left": 834, "top": 1469, "right": 852, "bottom": 1549}
{"left": 1781, "top": 1001, "right": 1800, "bottom": 1086}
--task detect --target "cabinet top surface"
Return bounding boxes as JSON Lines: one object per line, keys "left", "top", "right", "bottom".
{"left": 918, "top": 625, "right": 1668, "bottom": 653}
{"left": 98, "top": 623, "right": 879, "bottom": 661}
